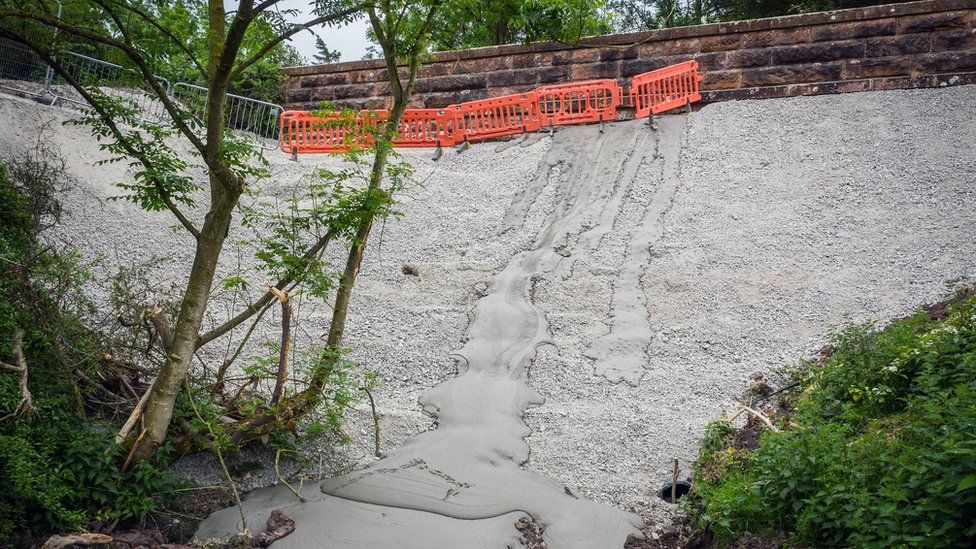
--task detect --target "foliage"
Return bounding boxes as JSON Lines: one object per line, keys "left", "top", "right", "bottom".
{"left": 65, "top": 0, "right": 307, "bottom": 103}
{"left": 0, "top": 157, "right": 179, "bottom": 541}
{"left": 2, "top": 0, "right": 425, "bottom": 476}
{"left": 692, "top": 291, "right": 976, "bottom": 547}
{"left": 67, "top": 88, "right": 201, "bottom": 211}
{"left": 314, "top": 36, "right": 342, "bottom": 64}
{"left": 365, "top": 0, "right": 611, "bottom": 53}
{"left": 608, "top": 0, "right": 918, "bottom": 31}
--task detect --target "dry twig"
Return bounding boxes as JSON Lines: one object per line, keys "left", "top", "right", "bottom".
{"left": 185, "top": 381, "right": 248, "bottom": 534}
{"left": 724, "top": 402, "right": 780, "bottom": 433}
{"left": 364, "top": 383, "right": 381, "bottom": 457}
{"left": 274, "top": 448, "right": 305, "bottom": 502}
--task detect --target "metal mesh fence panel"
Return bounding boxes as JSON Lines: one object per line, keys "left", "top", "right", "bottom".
{"left": 172, "top": 82, "right": 282, "bottom": 143}
{"left": 47, "top": 51, "right": 171, "bottom": 124}
{"left": 0, "top": 37, "right": 280, "bottom": 142}
{"left": 0, "top": 37, "right": 56, "bottom": 101}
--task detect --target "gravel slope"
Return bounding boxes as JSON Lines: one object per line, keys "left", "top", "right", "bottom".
{"left": 523, "top": 85, "right": 976, "bottom": 531}
{"left": 1, "top": 84, "right": 974, "bottom": 544}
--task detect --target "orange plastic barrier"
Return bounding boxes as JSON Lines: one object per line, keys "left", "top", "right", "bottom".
{"left": 630, "top": 60, "right": 701, "bottom": 118}
{"left": 281, "top": 60, "right": 704, "bottom": 153}
{"left": 279, "top": 110, "right": 384, "bottom": 153}
{"left": 449, "top": 92, "right": 541, "bottom": 143}
{"left": 393, "top": 108, "right": 457, "bottom": 147}
{"left": 536, "top": 79, "right": 622, "bottom": 126}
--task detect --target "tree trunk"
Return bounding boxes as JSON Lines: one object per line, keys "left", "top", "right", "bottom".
{"left": 127, "top": 186, "right": 238, "bottom": 463}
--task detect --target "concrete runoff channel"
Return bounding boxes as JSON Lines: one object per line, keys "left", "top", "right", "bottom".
{"left": 196, "top": 116, "right": 689, "bottom": 547}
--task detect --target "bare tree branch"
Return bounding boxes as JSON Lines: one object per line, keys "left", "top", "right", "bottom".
{"left": 231, "top": 6, "right": 364, "bottom": 80}
{"left": 0, "top": 330, "right": 33, "bottom": 422}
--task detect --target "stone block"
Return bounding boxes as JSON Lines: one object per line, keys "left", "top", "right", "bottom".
{"left": 421, "top": 89, "right": 490, "bottom": 108}
{"left": 866, "top": 34, "right": 932, "bottom": 56}
{"left": 931, "top": 29, "right": 976, "bottom": 50}
{"left": 842, "top": 56, "right": 913, "bottom": 79}
{"left": 741, "top": 28, "right": 809, "bottom": 49}
{"left": 741, "top": 62, "right": 843, "bottom": 87}
{"left": 413, "top": 74, "right": 487, "bottom": 94}
{"left": 569, "top": 62, "right": 621, "bottom": 80}
{"left": 772, "top": 41, "right": 865, "bottom": 64}
{"left": 486, "top": 70, "right": 540, "bottom": 87}
{"left": 807, "top": 19, "right": 899, "bottom": 42}
{"left": 700, "top": 69, "right": 741, "bottom": 89}
{"left": 913, "top": 50, "right": 976, "bottom": 72}
{"left": 699, "top": 33, "right": 742, "bottom": 52}
{"left": 510, "top": 54, "right": 537, "bottom": 69}
{"left": 621, "top": 58, "right": 663, "bottom": 77}
{"left": 900, "top": 10, "right": 971, "bottom": 34}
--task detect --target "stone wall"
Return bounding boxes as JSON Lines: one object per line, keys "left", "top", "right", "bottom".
{"left": 282, "top": 0, "right": 976, "bottom": 110}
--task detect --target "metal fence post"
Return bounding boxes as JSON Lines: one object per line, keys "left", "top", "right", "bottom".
{"left": 41, "top": 0, "right": 63, "bottom": 96}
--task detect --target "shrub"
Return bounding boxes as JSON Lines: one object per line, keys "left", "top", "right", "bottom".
{"left": 692, "top": 292, "right": 976, "bottom": 547}
{"left": 0, "top": 158, "right": 179, "bottom": 541}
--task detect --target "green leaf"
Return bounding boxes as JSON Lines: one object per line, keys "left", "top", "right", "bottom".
{"left": 957, "top": 474, "right": 976, "bottom": 492}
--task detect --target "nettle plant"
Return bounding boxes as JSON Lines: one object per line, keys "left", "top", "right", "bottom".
{"left": 0, "top": 0, "right": 443, "bottom": 467}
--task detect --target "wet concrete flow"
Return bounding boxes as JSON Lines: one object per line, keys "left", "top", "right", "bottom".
{"left": 196, "top": 116, "right": 689, "bottom": 548}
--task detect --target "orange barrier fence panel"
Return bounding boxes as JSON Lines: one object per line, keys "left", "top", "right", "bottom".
{"left": 450, "top": 92, "right": 540, "bottom": 143}
{"left": 536, "top": 79, "right": 622, "bottom": 126}
{"left": 630, "top": 60, "right": 702, "bottom": 118}
{"left": 280, "top": 110, "right": 386, "bottom": 153}
{"left": 394, "top": 108, "right": 457, "bottom": 147}
{"left": 280, "top": 61, "right": 704, "bottom": 153}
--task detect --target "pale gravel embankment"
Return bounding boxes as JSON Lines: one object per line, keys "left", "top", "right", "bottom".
{"left": 1, "top": 84, "right": 974, "bottom": 544}
{"left": 523, "top": 85, "right": 976, "bottom": 531}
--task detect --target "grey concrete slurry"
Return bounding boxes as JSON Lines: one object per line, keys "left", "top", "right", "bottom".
{"left": 585, "top": 116, "right": 686, "bottom": 384}
{"left": 194, "top": 120, "right": 687, "bottom": 547}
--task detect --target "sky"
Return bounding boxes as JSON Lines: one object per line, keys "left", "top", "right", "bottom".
{"left": 227, "top": 0, "right": 371, "bottom": 63}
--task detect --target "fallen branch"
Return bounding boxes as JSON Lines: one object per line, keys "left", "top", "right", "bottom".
{"left": 726, "top": 402, "right": 780, "bottom": 433}
{"left": 116, "top": 304, "right": 172, "bottom": 443}
{"left": 41, "top": 532, "right": 113, "bottom": 549}
{"left": 0, "top": 330, "right": 33, "bottom": 422}
{"left": 115, "top": 377, "right": 155, "bottom": 444}
{"left": 264, "top": 509, "right": 296, "bottom": 543}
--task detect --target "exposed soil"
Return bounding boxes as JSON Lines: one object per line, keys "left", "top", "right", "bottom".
{"left": 515, "top": 517, "right": 547, "bottom": 548}
{"left": 624, "top": 516, "right": 708, "bottom": 549}
{"left": 918, "top": 286, "right": 975, "bottom": 322}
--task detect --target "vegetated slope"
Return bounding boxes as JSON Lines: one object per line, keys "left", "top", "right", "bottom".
{"left": 0, "top": 84, "right": 974, "bottom": 547}
{"left": 692, "top": 289, "right": 976, "bottom": 547}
